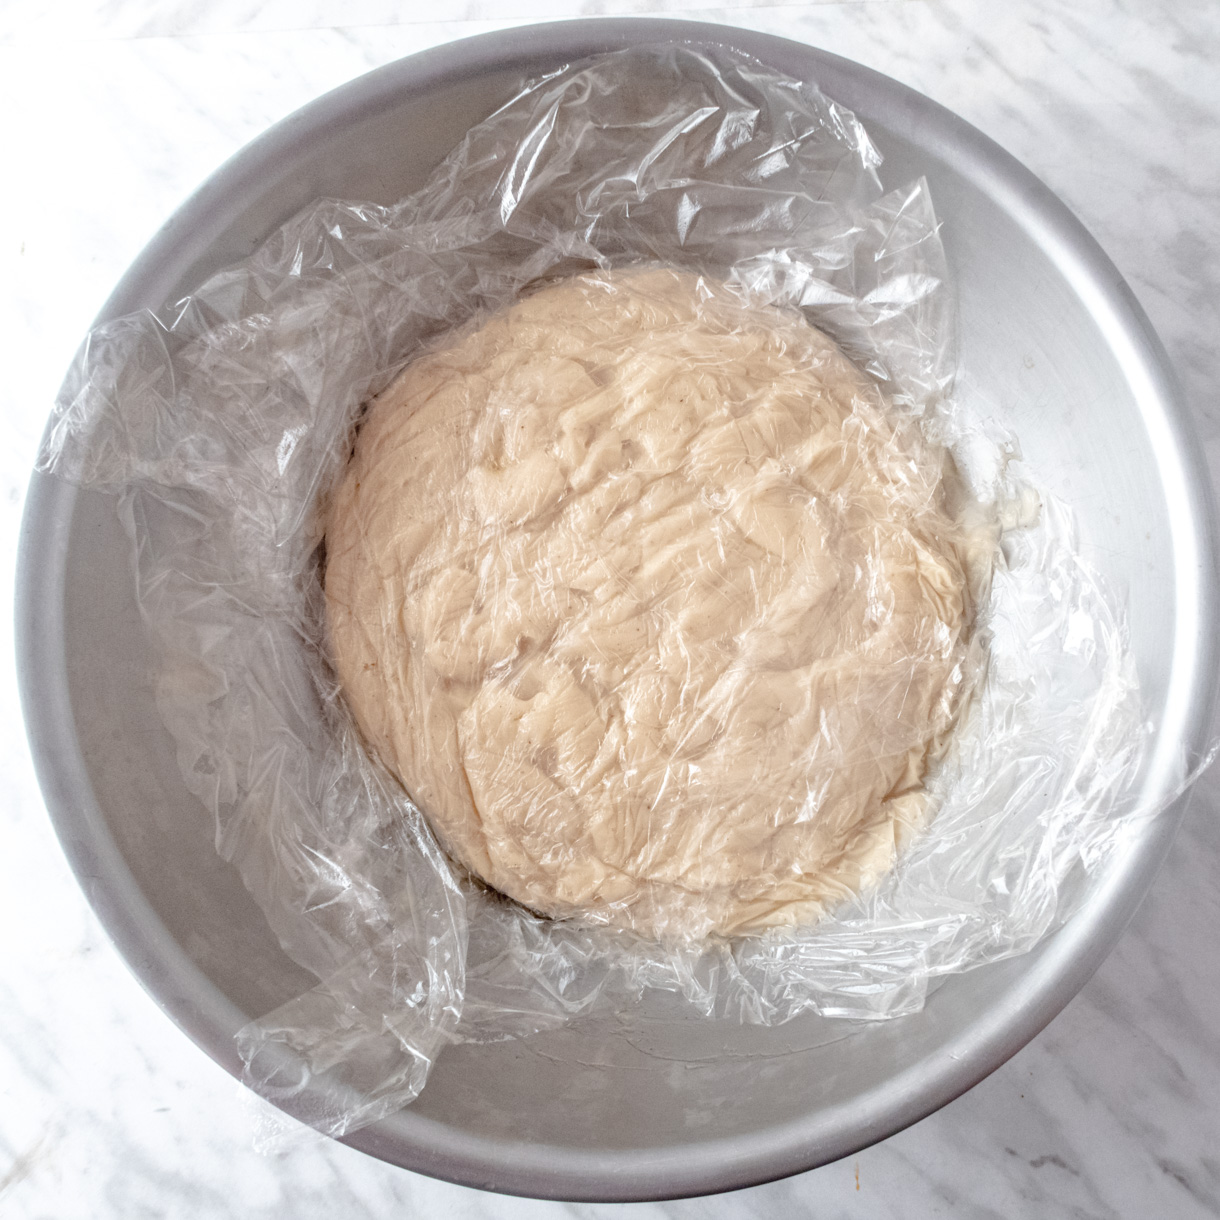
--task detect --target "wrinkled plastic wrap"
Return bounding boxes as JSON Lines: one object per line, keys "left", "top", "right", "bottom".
{"left": 37, "top": 46, "right": 1179, "bottom": 1135}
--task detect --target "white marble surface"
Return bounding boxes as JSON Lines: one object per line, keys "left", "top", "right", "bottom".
{"left": 2, "top": 1, "right": 1220, "bottom": 1215}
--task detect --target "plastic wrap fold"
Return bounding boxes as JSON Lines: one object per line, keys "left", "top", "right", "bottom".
{"left": 38, "top": 46, "right": 1175, "bottom": 1135}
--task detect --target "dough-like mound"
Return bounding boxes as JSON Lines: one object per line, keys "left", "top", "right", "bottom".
{"left": 325, "top": 267, "right": 975, "bottom": 939}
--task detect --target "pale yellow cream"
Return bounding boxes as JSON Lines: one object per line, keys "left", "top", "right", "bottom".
{"left": 325, "top": 267, "right": 978, "bottom": 940}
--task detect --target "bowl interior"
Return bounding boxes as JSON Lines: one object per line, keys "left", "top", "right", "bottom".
{"left": 23, "top": 20, "right": 1216, "bottom": 1202}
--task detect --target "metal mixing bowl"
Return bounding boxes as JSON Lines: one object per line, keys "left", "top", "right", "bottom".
{"left": 16, "top": 18, "right": 1218, "bottom": 1202}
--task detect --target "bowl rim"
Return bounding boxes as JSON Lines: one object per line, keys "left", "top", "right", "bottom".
{"left": 16, "top": 15, "right": 1219, "bottom": 1202}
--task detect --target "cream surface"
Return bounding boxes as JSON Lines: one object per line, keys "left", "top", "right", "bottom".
{"left": 325, "top": 267, "right": 976, "bottom": 938}
{"left": 12, "top": 10, "right": 1218, "bottom": 1215}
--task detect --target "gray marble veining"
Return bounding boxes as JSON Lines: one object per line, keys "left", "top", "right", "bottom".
{"left": 1, "top": 1, "right": 1218, "bottom": 1215}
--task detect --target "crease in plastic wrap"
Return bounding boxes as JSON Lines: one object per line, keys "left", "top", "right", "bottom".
{"left": 36, "top": 46, "right": 1195, "bottom": 1136}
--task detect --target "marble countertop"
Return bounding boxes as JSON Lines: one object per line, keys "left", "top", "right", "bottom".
{"left": 2, "top": 1, "right": 1219, "bottom": 1215}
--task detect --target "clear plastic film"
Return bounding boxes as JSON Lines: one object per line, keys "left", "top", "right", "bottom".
{"left": 36, "top": 46, "right": 1198, "bottom": 1135}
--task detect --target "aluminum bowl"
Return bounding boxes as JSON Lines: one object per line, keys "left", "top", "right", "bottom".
{"left": 16, "top": 17, "right": 1218, "bottom": 1202}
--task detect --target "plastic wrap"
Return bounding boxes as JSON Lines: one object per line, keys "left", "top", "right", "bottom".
{"left": 37, "top": 45, "right": 1176, "bottom": 1135}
